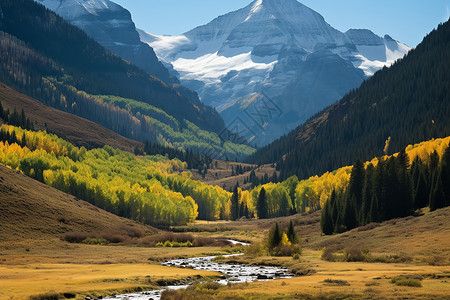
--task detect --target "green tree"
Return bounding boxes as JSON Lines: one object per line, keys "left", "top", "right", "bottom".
{"left": 230, "top": 185, "right": 240, "bottom": 220}
{"left": 429, "top": 174, "right": 445, "bottom": 211}
{"left": 343, "top": 195, "right": 358, "bottom": 231}
{"left": 268, "top": 222, "right": 282, "bottom": 250}
{"left": 347, "top": 159, "right": 365, "bottom": 212}
{"left": 414, "top": 170, "right": 429, "bottom": 209}
{"left": 287, "top": 220, "right": 299, "bottom": 243}
{"left": 320, "top": 191, "right": 334, "bottom": 235}
{"left": 257, "top": 187, "right": 268, "bottom": 219}
{"left": 360, "top": 164, "right": 374, "bottom": 224}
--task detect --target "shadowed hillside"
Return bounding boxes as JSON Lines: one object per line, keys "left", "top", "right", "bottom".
{"left": 0, "top": 164, "right": 156, "bottom": 241}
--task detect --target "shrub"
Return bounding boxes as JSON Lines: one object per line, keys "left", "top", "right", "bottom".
{"left": 63, "top": 232, "right": 89, "bottom": 243}
{"left": 321, "top": 247, "right": 337, "bottom": 261}
{"left": 321, "top": 246, "right": 370, "bottom": 262}
{"left": 100, "top": 232, "right": 128, "bottom": 244}
{"left": 272, "top": 244, "right": 301, "bottom": 257}
{"left": 343, "top": 247, "right": 370, "bottom": 262}
{"left": 323, "top": 279, "right": 350, "bottom": 286}
{"left": 244, "top": 243, "right": 268, "bottom": 256}
{"left": 390, "top": 276, "right": 422, "bottom": 287}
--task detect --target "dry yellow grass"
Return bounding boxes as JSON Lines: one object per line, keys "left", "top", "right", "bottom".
{"left": 0, "top": 263, "right": 220, "bottom": 300}
{"left": 0, "top": 239, "right": 225, "bottom": 299}
{"left": 177, "top": 207, "right": 450, "bottom": 264}
{"left": 218, "top": 251, "right": 450, "bottom": 299}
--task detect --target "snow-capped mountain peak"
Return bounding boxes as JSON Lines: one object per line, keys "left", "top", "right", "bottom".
{"left": 139, "top": 0, "right": 410, "bottom": 145}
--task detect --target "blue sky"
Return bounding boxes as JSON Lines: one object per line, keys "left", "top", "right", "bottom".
{"left": 113, "top": 0, "right": 450, "bottom": 47}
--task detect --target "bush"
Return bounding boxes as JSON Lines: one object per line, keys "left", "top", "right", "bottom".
{"left": 100, "top": 232, "right": 128, "bottom": 244}
{"left": 321, "top": 247, "right": 337, "bottom": 261}
{"left": 323, "top": 279, "right": 350, "bottom": 286}
{"left": 321, "top": 246, "right": 370, "bottom": 262}
{"left": 139, "top": 233, "right": 224, "bottom": 247}
{"left": 390, "top": 276, "right": 422, "bottom": 287}
{"left": 156, "top": 240, "right": 194, "bottom": 248}
{"left": 343, "top": 247, "right": 370, "bottom": 262}
{"left": 272, "top": 244, "right": 302, "bottom": 257}
{"left": 244, "top": 243, "right": 267, "bottom": 256}
{"left": 64, "top": 232, "right": 89, "bottom": 243}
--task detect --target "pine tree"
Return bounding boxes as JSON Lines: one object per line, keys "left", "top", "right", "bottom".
{"left": 368, "top": 193, "right": 380, "bottom": 223}
{"left": 397, "top": 148, "right": 410, "bottom": 170}
{"left": 347, "top": 159, "right": 365, "bottom": 212}
{"left": 268, "top": 222, "right": 282, "bottom": 249}
{"left": 343, "top": 195, "right": 358, "bottom": 231}
{"left": 257, "top": 187, "right": 268, "bottom": 219}
{"left": 239, "top": 201, "right": 246, "bottom": 219}
{"left": 414, "top": 170, "right": 429, "bottom": 209}
{"left": 429, "top": 174, "right": 445, "bottom": 211}
{"left": 321, "top": 191, "right": 334, "bottom": 235}
{"left": 360, "top": 164, "right": 374, "bottom": 224}
{"left": 287, "top": 220, "right": 299, "bottom": 243}
{"left": 429, "top": 151, "right": 440, "bottom": 174}
{"left": 230, "top": 185, "right": 240, "bottom": 220}
{"left": 440, "top": 144, "right": 450, "bottom": 207}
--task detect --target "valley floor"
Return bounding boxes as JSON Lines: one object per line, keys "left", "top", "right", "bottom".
{"left": 0, "top": 208, "right": 449, "bottom": 299}
{"left": 0, "top": 239, "right": 223, "bottom": 299}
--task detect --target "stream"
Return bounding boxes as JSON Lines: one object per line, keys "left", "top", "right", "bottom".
{"left": 103, "top": 240, "right": 293, "bottom": 300}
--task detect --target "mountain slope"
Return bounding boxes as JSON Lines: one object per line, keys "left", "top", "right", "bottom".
{"left": 36, "top": 0, "right": 176, "bottom": 86}
{"left": 248, "top": 20, "right": 450, "bottom": 180}
{"left": 0, "top": 0, "right": 224, "bottom": 134}
{"left": 141, "top": 0, "right": 409, "bottom": 145}
{"left": 0, "top": 164, "right": 155, "bottom": 241}
{"left": 0, "top": 82, "right": 141, "bottom": 152}
{"left": 0, "top": 0, "right": 255, "bottom": 158}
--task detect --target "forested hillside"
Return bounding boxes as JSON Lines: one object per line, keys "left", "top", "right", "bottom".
{"left": 0, "top": 82, "right": 142, "bottom": 152}
{"left": 245, "top": 136, "right": 450, "bottom": 221}
{"left": 0, "top": 0, "right": 254, "bottom": 159}
{"left": 0, "top": 124, "right": 236, "bottom": 225}
{"left": 248, "top": 20, "right": 450, "bottom": 180}
{"left": 321, "top": 143, "right": 450, "bottom": 235}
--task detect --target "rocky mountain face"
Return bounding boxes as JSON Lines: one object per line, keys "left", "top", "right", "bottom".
{"left": 36, "top": 0, "right": 176, "bottom": 85}
{"left": 140, "top": 0, "right": 410, "bottom": 145}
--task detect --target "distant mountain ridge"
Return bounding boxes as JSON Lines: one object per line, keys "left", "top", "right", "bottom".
{"left": 140, "top": 0, "right": 410, "bottom": 145}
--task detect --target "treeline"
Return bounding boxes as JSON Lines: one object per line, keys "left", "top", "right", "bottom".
{"left": 137, "top": 141, "right": 212, "bottom": 171}
{"left": 0, "top": 101, "right": 34, "bottom": 130}
{"left": 247, "top": 136, "right": 450, "bottom": 221}
{"left": 248, "top": 21, "right": 450, "bottom": 181}
{"left": 321, "top": 146, "right": 450, "bottom": 235}
{"left": 0, "top": 125, "right": 238, "bottom": 226}
{"left": 244, "top": 170, "right": 279, "bottom": 187}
